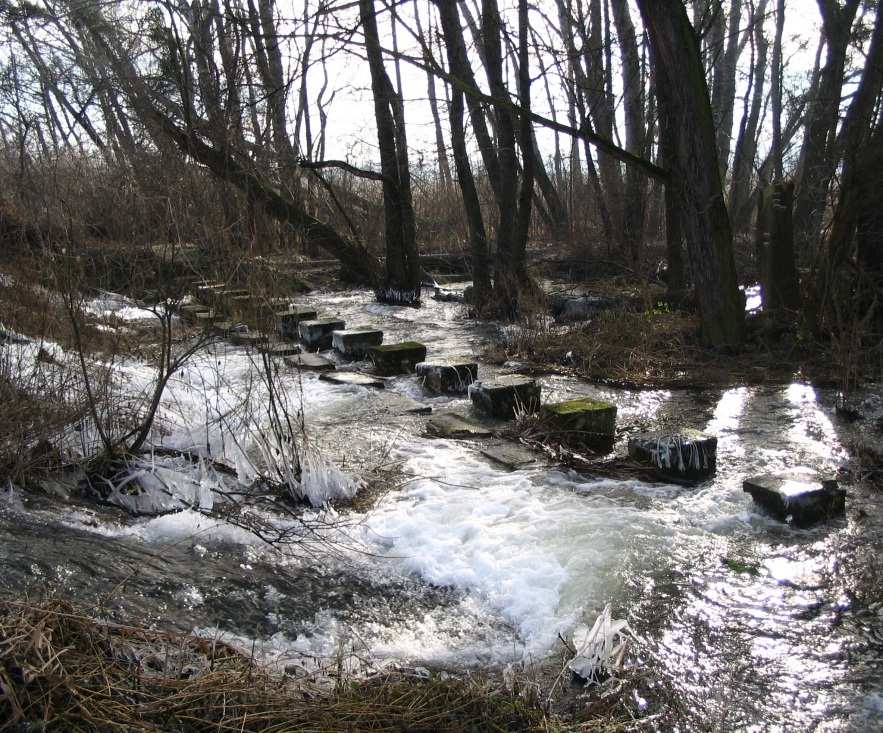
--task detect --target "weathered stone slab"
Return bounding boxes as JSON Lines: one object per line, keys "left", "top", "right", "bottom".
{"left": 540, "top": 398, "right": 617, "bottom": 453}
{"left": 332, "top": 329, "right": 384, "bottom": 358}
{"left": 298, "top": 318, "right": 345, "bottom": 350}
{"left": 283, "top": 353, "right": 335, "bottom": 371}
{"left": 276, "top": 307, "right": 319, "bottom": 339}
{"left": 416, "top": 359, "right": 478, "bottom": 394}
{"left": 216, "top": 288, "right": 250, "bottom": 304}
{"left": 479, "top": 441, "right": 542, "bottom": 470}
{"left": 433, "top": 287, "right": 464, "bottom": 303}
{"left": 212, "top": 320, "right": 234, "bottom": 335}
{"left": 179, "top": 303, "right": 210, "bottom": 322}
{"left": 259, "top": 341, "right": 301, "bottom": 357}
{"left": 743, "top": 475, "right": 846, "bottom": 526}
{"left": 628, "top": 429, "right": 717, "bottom": 482}
{"left": 425, "top": 412, "right": 493, "bottom": 439}
{"left": 194, "top": 309, "right": 217, "bottom": 325}
{"left": 379, "top": 393, "right": 433, "bottom": 415}
{"left": 229, "top": 330, "right": 270, "bottom": 347}
{"left": 369, "top": 341, "right": 427, "bottom": 375}
{"left": 196, "top": 283, "right": 226, "bottom": 301}
{"left": 469, "top": 375, "right": 541, "bottom": 420}
{"left": 319, "top": 371, "right": 386, "bottom": 389}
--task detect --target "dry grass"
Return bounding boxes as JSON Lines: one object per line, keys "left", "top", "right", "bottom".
{"left": 488, "top": 302, "right": 847, "bottom": 390}
{"left": 0, "top": 599, "right": 555, "bottom": 733}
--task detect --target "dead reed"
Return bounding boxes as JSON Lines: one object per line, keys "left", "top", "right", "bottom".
{"left": 0, "top": 599, "right": 551, "bottom": 732}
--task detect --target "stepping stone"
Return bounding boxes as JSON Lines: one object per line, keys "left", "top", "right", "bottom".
{"left": 369, "top": 341, "right": 427, "bottom": 375}
{"left": 332, "top": 329, "right": 384, "bottom": 358}
{"left": 298, "top": 318, "right": 345, "bottom": 350}
{"left": 416, "top": 359, "right": 478, "bottom": 394}
{"left": 179, "top": 303, "right": 210, "bottom": 322}
{"left": 469, "top": 375, "right": 541, "bottom": 420}
{"left": 277, "top": 307, "right": 319, "bottom": 339}
{"left": 433, "top": 287, "right": 464, "bottom": 303}
{"left": 628, "top": 429, "right": 717, "bottom": 482}
{"left": 378, "top": 393, "right": 433, "bottom": 415}
{"left": 425, "top": 412, "right": 493, "bottom": 439}
{"left": 212, "top": 320, "right": 234, "bottom": 335}
{"left": 479, "top": 441, "right": 542, "bottom": 470}
{"left": 216, "top": 288, "right": 250, "bottom": 303}
{"left": 283, "top": 353, "right": 335, "bottom": 372}
{"left": 319, "top": 371, "right": 386, "bottom": 389}
{"left": 196, "top": 282, "right": 225, "bottom": 297}
{"left": 743, "top": 475, "right": 846, "bottom": 526}
{"left": 195, "top": 309, "right": 218, "bottom": 325}
{"left": 229, "top": 330, "right": 270, "bottom": 347}
{"left": 259, "top": 341, "right": 301, "bottom": 357}
{"left": 541, "top": 398, "right": 617, "bottom": 453}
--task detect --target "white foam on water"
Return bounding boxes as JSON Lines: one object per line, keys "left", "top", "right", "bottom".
{"left": 361, "top": 439, "right": 681, "bottom": 659}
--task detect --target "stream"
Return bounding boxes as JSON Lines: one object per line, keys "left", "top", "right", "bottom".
{"left": 2, "top": 285, "right": 882, "bottom": 731}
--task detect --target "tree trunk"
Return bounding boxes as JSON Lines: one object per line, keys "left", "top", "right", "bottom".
{"left": 436, "top": 1, "right": 491, "bottom": 304}
{"left": 712, "top": 0, "right": 743, "bottom": 178}
{"left": 637, "top": 0, "right": 745, "bottom": 347}
{"left": 729, "top": 0, "right": 768, "bottom": 232}
{"left": 611, "top": 0, "right": 648, "bottom": 265}
{"left": 756, "top": 181, "right": 800, "bottom": 312}
{"left": 360, "top": 0, "right": 421, "bottom": 302}
{"left": 793, "top": 0, "right": 860, "bottom": 255}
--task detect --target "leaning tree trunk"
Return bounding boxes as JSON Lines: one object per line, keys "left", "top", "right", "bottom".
{"left": 637, "top": 0, "right": 745, "bottom": 347}
{"left": 360, "top": 0, "right": 421, "bottom": 303}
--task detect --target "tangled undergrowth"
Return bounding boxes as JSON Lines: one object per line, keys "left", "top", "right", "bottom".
{"left": 0, "top": 600, "right": 556, "bottom": 733}
{"left": 489, "top": 305, "right": 857, "bottom": 389}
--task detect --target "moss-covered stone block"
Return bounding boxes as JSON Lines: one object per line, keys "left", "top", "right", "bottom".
{"left": 469, "top": 376, "right": 541, "bottom": 419}
{"left": 541, "top": 398, "right": 616, "bottom": 453}
{"left": 369, "top": 341, "right": 427, "bottom": 375}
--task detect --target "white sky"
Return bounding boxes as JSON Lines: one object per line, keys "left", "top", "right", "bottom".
{"left": 298, "top": 0, "right": 828, "bottom": 171}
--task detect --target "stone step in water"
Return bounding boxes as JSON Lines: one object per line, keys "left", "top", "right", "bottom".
{"left": 212, "top": 320, "right": 235, "bottom": 336}
{"left": 416, "top": 359, "right": 478, "bottom": 394}
{"left": 425, "top": 411, "right": 494, "bottom": 439}
{"left": 196, "top": 282, "right": 225, "bottom": 297}
{"left": 194, "top": 309, "right": 218, "bottom": 326}
{"left": 479, "top": 441, "right": 543, "bottom": 470}
{"left": 179, "top": 303, "right": 210, "bottom": 322}
{"left": 276, "top": 307, "right": 319, "bottom": 339}
{"left": 216, "top": 288, "right": 250, "bottom": 304}
{"left": 377, "top": 393, "right": 433, "bottom": 416}
{"left": 332, "top": 329, "right": 384, "bottom": 358}
{"left": 229, "top": 330, "right": 270, "bottom": 348}
{"left": 298, "top": 318, "right": 345, "bottom": 350}
{"left": 541, "top": 398, "right": 617, "bottom": 453}
{"left": 743, "top": 475, "right": 846, "bottom": 526}
{"left": 628, "top": 429, "right": 717, "bottom": 482}
{"left": 469, "top": 376, "right": 541, "bottom": 420}
{"left": 369, "top": 342, "right": 427, "bottom": 375}
{"left": 283, "top": 353, "right": 336, "bottom": 371}
{"left": 319, "top": 371, "right": 386, "bottom": 389}
{"left": 258, "top": 341, "right": 301, "bottom": 357}
{"left": 433, "top": 287, "right": 465, "bottom": 303}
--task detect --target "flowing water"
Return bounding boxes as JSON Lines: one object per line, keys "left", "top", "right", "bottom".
{"left": 2, "top": 286, "right": 882, "bottom": 730}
